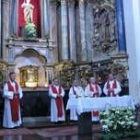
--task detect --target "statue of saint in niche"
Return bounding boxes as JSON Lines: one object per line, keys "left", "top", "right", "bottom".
{"left": 21, "top": 0, "right": 34, "bottom": 23}
{"left": 99, "top": 9, "right": 110, "bottom": 43}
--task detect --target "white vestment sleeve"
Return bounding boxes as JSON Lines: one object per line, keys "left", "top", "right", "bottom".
{"left": 103, "top": 82, "right": 108, "bottom": 96}
{"left": 60, "top": 87, "right": 65, "bottom": 97}
{"left": 69, "top": 87, "right": 76, "bottom": 98}
{"left": 49, "top": 87, "right": 57, "bottom": 98}
{"left": 85, "top": 85, "right": 93, "bottom": 97}
{"left": 18, "top": 84, "right": 23, "bottom": 99}
{"left": 114, "top": 81, "right": 122, "bottom": 95}
{"left": 3, "top": 84, "right": 14, "bottom": 100}
{"left": 80, "top": 87, "right": 85, "bottom": 97}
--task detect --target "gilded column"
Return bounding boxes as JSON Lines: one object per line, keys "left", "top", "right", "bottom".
{"left": 61, "top": 0, "right": 69, "bottom": 60}
{"left": 68, "top": 0, "right": 77, "bottom": 62}
{"left": 2, "top": 0, "right": 10, "bottom": 61}
{"left": 79, "top": 0, "right": 87, "bottom": 61}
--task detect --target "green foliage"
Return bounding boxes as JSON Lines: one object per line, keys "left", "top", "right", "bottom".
{"left": 24, "top": 22, "right": 36, "bottom": 38}
{"left": 98, "top": 107, "right": 139, "bottom": 139}
{"left": 99, "top": 107, "right": 138, "bottom": 133}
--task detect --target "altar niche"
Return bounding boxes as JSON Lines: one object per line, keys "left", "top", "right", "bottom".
{"left": 19, "top": 65, "right": 39, "bottom": 88}
{"left": 18, "top": 0, "right": 41, "bottom": 37}
{"left": 14, "top": 49, "right": 48, "bottom": 88}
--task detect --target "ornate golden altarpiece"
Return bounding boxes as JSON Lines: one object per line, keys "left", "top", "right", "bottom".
{"left": 19, "top": 65, "right": 39, "bottom": 88}
{"left": 0, "top": 59, "right": 8, "bottom": 88}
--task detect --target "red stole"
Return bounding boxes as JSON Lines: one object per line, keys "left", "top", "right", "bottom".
{"left": 106, "top": 80, "right": 117, "bottom": 97}
{"left": 51, "top": 85, "right": 63, "bottom": 117}
{"left": 89, "top": 83, "right": 99, "bottom": 97}
{"left": 89, "top": 83, "right": 99, "bottom": 117}
{"left": 7, "top": 81, "right": 19, "bottom": 122}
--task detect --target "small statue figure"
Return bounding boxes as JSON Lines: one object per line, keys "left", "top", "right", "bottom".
{"left": 21, "top": 0, "right": 34, "bottom": 24}
{"left": 22, "top": 0, "right": 36, "bottom": 38}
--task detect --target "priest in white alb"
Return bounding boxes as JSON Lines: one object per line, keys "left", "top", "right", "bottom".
{"left": 49, "top": 78, "right": 65, "bottom": 123}
{"left": 69, "top": 80, "right": 85, "bottom": 121}
{"left": 3, "top": 72, "right": 23, "bottom": 128}
{"left": 85, "top": 77, "right": 102, "bottom": 121}
{"left": 103, "top": 73, "right": 121, "bottom": 97}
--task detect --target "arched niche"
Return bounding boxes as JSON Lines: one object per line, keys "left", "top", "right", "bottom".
{"left": 18, "top": 0, "right": 41, "bottom": 37}
{"left": 14, "top": 49, "right": 47, "bottom": 87}
{"left": 10, "top": 0, "right": 50, "bottom": 38}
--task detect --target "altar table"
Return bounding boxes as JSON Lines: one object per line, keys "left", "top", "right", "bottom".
{"left": 66, "top": 96, "right": 135, "bottom": 115}
{"left": 66, "top": 96, "right": 135, "bottom": 135}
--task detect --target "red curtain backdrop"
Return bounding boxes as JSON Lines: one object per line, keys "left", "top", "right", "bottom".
{"left": 18, "top": 0, "right": 41, "bottom": 37}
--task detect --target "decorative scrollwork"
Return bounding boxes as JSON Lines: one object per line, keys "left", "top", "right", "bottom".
{"left": 54, "top": 61, "right": 75, "bottom": 88}
{"left": 92, "top": 0, "right": 117, "bottom": 53}
{"left": 0, "top": 59, "right": 8, "bottom": 88}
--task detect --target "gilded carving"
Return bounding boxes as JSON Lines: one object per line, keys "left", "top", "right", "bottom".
{"left": 92, "top": 0, "right": 116, "bottom": 53}
{"left": 54, "top": 61, "right": 74, "bottom": 88}
{"left": 0, "top": 59, "right": 8, "bottom": 88}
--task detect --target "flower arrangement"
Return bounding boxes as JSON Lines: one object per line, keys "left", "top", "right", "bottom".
{"left": 99, "top": 107, "right": 138, "bottom": 133}
{"left": 94, "top": 106, "right": 140, "bottom": 139}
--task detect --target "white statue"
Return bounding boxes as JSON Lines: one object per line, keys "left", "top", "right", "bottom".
{"left": 21, "top": 0, "right": 34, "bottom": 23}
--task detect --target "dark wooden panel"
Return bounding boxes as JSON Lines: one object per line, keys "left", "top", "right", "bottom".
{"left": 22, "top": 90, "right": 69, "bottom": 117}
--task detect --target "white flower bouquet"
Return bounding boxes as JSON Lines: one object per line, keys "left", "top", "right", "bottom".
{"left": 99, "top": 106, "right": 138, "bottom": 133}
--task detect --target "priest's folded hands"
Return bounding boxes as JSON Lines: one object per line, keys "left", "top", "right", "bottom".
{"left": 57, "top": 94, "right": 62, "bottom": 98}
{"left": 14, "top": 91, "right": 19, "bottom": 95}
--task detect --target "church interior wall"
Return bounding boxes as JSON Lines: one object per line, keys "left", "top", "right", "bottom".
{"left": 0, "top": 0, "right": 138, "bottom": 120}
{"left": 0, "top": 0, "right": 132, "bottom": 104}
{"left": 0, "top": 0, "right": 127, "bottom": 85}
{"left": 14, "top": 49, "right": 46, "bottom": 87}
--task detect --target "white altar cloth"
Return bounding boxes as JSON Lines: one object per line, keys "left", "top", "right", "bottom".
{"left": 66, "top": 96, "right": 135, "bottom": 115}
